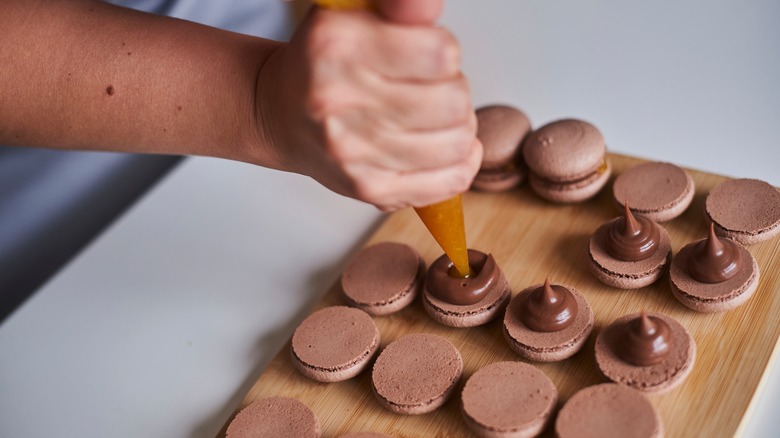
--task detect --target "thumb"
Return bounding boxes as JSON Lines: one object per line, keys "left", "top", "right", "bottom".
{"left": 375, "top": 0, "right": 443, "bottom": 25}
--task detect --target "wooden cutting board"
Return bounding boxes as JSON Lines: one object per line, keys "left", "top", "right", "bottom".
{"left": 221, "top": 153, "right": 780, "bottom": 438}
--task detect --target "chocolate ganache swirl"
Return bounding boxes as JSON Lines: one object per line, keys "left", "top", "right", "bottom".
{"left": 520, "top": 278, "right": 578, "bottom": 332}
{"left": 687, "top": 223, "right": 743, "bottom": 284}
{"left": 426, "top": 250, "right": 498, "bottom": 305}
{"left": 617, "top": 312, "right": 672, "bottom": 366}
{"left": 606, "top": 202, "right": 661, "bottom": 262}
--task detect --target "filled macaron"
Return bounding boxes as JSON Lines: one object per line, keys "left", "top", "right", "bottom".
{"left": 588, "top": 203, "right": 672, "bottom": 289}
{"left": 471, "top": 104, "right": 531, "bottom": 192}
{"left": 422, "top": 249, "right": 511, "bottom": 327}
{"left": 669, "top": 224, "right": 759, "bottom": 312}
{"left": 522, "top": 119, "right": 611, "bottom": 203}
{"left": 595, "top": 311, "right": 695, "bottom": 394}
{"left": 502, "top": 278, "right": 594, "bottom": 362}
{"left": 612, "top": 161, "right": 695, "bottom": 222}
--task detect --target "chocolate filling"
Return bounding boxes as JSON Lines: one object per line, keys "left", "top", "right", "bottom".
{"left": 606, "top": 203, "right": 661, "bottom": 262}
{"left": 520, "top": 278, "right": 578, "bottom": 332}
{"left": 687, "top": 224, "right": 743, "bottom": 283}
{"left": 616, "top": 312, "right": 672, "bottom": 366}
{"left": 532, "top": 159, "right": 608, "bottom": 185}
{"left": 425, "top": 250, "right": 498, "bottom": 305}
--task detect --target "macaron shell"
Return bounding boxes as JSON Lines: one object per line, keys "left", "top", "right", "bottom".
{"left": 529, "top": 158, "right": 611, "bottom": 203}
{"left": 555, "top": 384, "right": 662, "bottom": 438}
{"left": 461, "top": 361, "right": 557, "bottom": 438}
{"left": 705, "top": 178, "right": 780, "bottom": 245}
{"left": 669, "top": 239, "right": 759, "bottom": 312}
{"left": 595, "top": 312, "right": 696, "bottom": 394}
{"left": 423, "top": 272, "right": 511, "bottom": 328}
{"left": 476, "top": 104, "right": 531, "bottom": 168}
{"left": 371, "top": 333, "right": 463, "bottom": 415}
{"left": 588, "top": 219, "right": 672, "bottom": 289}
{"left": 472, "top": 165, "right": 525, "bottom": 192}
{"left": 291, "top": 306, "right": 380, "bottom": 382}
{"left": 226, "top": 397, "right": 321, "bottom": 438}
{"left": 612, "top": 161, "right": 695, "bottom": 222}
{"left": 503, "top": 284, "right": 594, "bottom": 362}
{"left": 522, "top": 119, "right": 606, "bottom": 182}
{"left": 341, "top": 242, "right": 425, "bottom": 316}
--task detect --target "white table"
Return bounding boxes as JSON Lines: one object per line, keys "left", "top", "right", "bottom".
{"left": 2, "top": 1, "right": 779, "bottom": 437}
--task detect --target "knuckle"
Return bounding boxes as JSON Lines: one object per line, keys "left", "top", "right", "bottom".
{"left": 305, "top": 83, "right": 352, "bottom": 122}
{"left": 352, "top": 178, "right": 384, "bottom": 205}
{"left": 305, "top": 89, "right": 332, "bottom": 118}
{"left": 306, "top": 13, "right": 339, "bottom": 48}
{"left": 306, "top": 16, "right": 358, "bottom": 66}
{"left": 305, "top": 83, "right": 352, "bottom": 121}
{"left": 447, "top": 79, "right": 473, "bottom": 123}
{"left": 433, "top": 29, "right": 461, "bottom": 76}
{"left": 321, "top": 116, "right": 356, "bottom": 162}
{"left": 451, "top": 167, "right": 473, "bottom": 194}
{"left": 451, "top": 125, "right": 476, "bottom": 159}
{"left": 323, "top": 134, "right": 353, "bottom": 165}
{"left": 466, "top": 109, "right": 478, "bottom": 135}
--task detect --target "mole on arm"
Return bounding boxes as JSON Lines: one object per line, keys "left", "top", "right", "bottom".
{"left": 106, "top": 85, "right": 115, "bottom": 96}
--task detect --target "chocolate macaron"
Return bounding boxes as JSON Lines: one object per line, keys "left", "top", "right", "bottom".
{"left": 341, "top": 242, "right": 425, "bottom": 316}
{"left": 705, "top": 178, "right": 780, "bottom": 245}
{"left": 588, "top": 203, "right": 672, "bottom": 289}
{"left": 422, "top": 249, "right": 511, "bottom": 328}
{"left": 670, "top": 224, "right": 759, "bottom": 312}
{"left": 471, "top": 104, "right": 531, "bottom": 192}
{"left": 291, "top": 306, "right": 380, "bottom": 382}
{"left": 595, "top": 311, "right": 695, "bottom": 394}
{"left": 555, "top": 384, "right": 663, "bottom": 438}
{"left": 461, "top": 361, "right": 557, "bottom": 438}
{"left": 503, "top": 278, "right": 594, "bottom": 362}
{"left": 522, "top": 119, "right": 611, "bottom": 203}
{"left": 613, "top": 161, "right": 695, "bottom": 222}
{"left": 227, "top": 397, "right": 320, "bottom": 438}
{"left": 371, "top": 333, "right": 463, "bottom": 415}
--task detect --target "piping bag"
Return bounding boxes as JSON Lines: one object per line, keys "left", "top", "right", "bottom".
{"left": 315, "top": 0, "right": 472, "bottom": 277}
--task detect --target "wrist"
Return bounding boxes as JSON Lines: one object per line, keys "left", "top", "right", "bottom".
{"left": 241, "top": 41, "right": 293, "bottom": 172}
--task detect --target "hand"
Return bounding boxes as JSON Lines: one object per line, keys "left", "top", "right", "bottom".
{"left": 253, "top": 0, "right": 482, "bottom": 212}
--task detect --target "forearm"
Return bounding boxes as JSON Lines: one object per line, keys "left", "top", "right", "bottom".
{"left": 0, "top": 0, "right": 281, "bottom": 165}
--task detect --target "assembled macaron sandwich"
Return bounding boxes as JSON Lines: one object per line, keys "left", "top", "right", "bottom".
{"left": 523, "top": 119, "right": 611, "bottom": 203}
{"left": 472, "top": 104, "right": 531, "bottom": 192}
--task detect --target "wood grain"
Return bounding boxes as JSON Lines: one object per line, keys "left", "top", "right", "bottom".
{"left": 222, "top": 153, "right": 780, "bottom": 438}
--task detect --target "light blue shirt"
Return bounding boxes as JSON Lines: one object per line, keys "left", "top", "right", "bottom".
{"left": 107, "top": 0, "right": 293, "bottom": 41}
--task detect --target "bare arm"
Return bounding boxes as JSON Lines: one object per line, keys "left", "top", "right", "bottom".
{"left": 1, "top": 0, "right": 481, "bottom": 211}
{"left": 0, "top": 0, "right": 280, "bottom": 165}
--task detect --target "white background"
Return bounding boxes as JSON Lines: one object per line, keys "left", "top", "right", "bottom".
{"left": 1, "top": 1, "right": 778, "bottom": 437}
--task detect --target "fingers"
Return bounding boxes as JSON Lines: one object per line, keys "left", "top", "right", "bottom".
{"left": 308, "top": 9, "right": 460, "bottom": 81}
{"left": 369, "top": 111, "right": 478, "bottom": 171}
{"left": 377, "top": 74, "right": 473, "bottom": 130}
{"left": 284, "top": 5, "right": 481, "bottom": 212}
{"left": 324, "top": 108, "right": 477, "bottom": 172}
{"left": 364, "top": 23, "right": 460, "bottom": 80}
{"left": 346, "top": 137, "right": 483, "bottom": 211}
